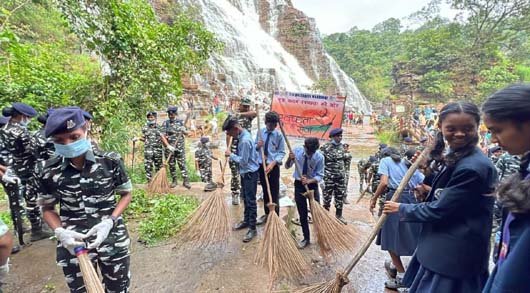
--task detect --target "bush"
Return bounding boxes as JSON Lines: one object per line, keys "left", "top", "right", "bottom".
{"left": 138, "top": 194, "right": 198, "bottom": 245}
{"left": 376, "top": 129, "right": 399, "bottom": 145}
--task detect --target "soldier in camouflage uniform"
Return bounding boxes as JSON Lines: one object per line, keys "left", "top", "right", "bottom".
{"left": 320, "top": 128, "right": 351, "bottom": 224}
{"left": 141, "top": 111, "right": 164, "bottom": 182}
{"left": 161, "top": 106, "right": 191, "bottom": 189}
{"left": 1, "top": 103, "right": 51, "bottom": 241}
{"left": 195, "top": 137, "right": 218, "bottom": 191}
{"left": 496, "top": 151, "right": 520, "bottom": 181}
{"left": 228, "top": 97, "right": 256, "bottom": 205}
{"left": 343, "top": 143, "right": 352, "bottom": 204}
{"left": 32, "top": 107, "right": 132, "bottom": 293}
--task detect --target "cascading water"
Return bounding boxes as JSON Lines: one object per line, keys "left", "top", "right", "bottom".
{"left": 171, "top": 0, "right": 371, "bottom": 112}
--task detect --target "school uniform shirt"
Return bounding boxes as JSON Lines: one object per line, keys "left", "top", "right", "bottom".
{"left": 255, "top": 128, "right": 286, "bottom": 165}
{"left": 378, "top": 157, "right": 425, "bottom": 190}
{"left": 399, "top": 147, "right": 497, "bottom": 278}
{"left": 286, "top": 146, "right": 324, "bottom": 182}
{"left": 229, "top": 129, "right": 259, "bottom": 174}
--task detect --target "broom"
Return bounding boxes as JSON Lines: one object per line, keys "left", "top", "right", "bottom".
{"left": 279, "top": 122, "right": 359, "bottom": 258}
{"left": 74, "top": 247, "right": 105, "bottom": 293}
{"left": 147, "top": 152, "right": 172, "bottom": 194}
{"left": 294, "top": 145, "right": 432, "bottom": 293}
{"left": 255, "top": 107, "right": 309, "bottom": 281}
{"left": 174, "top": 189, "right": 231, "bottom": 248}
{"left": 216, "top": 136, "right": 233, "bottom": 188}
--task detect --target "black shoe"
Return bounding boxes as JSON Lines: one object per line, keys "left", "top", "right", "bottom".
{"left": 335, "top": 209, "right": 347, "bottom": 225}
{"left": 30, "top": 228, "right": 53, "bottom": 242}
{"left": 242, "top": 229, "right": 257, "bottom": 243}
{"left": 256, "top": 215, "right": 267, "bottom": 226}
{"left": 344, "top": 197, "right": 351, "bottom": 205}
{"left": 233, "top": 221, "right": 248, "bottom": 230}
{"left": 11, "top": 245, "right": 21, "bottom": 254}
{"left": 385, "top": 259, "right": 398, "bottom": 279}
{"left": 183, "top": 180, "right": 191, "bottom": 189}
{"left": 297, "top": 239, "right": 309, "bottom": 249}
{"left": 170, "top": 182, "right": 177, "bottom": 188}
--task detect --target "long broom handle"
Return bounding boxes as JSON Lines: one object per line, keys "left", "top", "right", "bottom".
{"left": 256, "top": 106, "right": 274, "bottom": 205}
{"left": 278, "top": 122, "right": 310, "bottom": 193}
{"left": 221, "top": 136, "right": 233, "bottom": 179}
{"left": 342, "top": 145, "right": 432, "bottom": 276}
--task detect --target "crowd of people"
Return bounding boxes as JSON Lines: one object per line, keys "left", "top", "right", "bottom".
{"left": 0, "top": 83, "right": 529, "bottom": 292}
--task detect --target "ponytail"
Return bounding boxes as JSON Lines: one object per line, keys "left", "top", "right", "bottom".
{"left": 2, "top": 107, "right": 13, "bottom": 117}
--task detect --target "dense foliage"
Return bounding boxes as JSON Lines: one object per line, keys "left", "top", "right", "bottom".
{"left": 324, "top": 0, "right": 530, "bottom": 103}
{"left": 0, "top": 0, "right": 220, "bottom": 154}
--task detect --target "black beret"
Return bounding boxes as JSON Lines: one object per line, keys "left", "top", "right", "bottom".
{"left": 200, "top": 136, "right": 209, "bottom": 144}
{"left": 146, "top": 111, "right": 157, "bottom": 117}
{"left": 45, "top": 107, "right": 86, "bottom": 137}
{"left": 167, "top": 106, "right": 178, "bottom": 113}
{"left": 12, "top": 102, "right": 37, "bottom": 117}
{"left": 329, "top": 128, "right": 343, "bottom": 137}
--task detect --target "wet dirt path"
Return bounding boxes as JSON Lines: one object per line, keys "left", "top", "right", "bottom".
{"left": 4, "top": 124, "right": 395, "bottom": 293}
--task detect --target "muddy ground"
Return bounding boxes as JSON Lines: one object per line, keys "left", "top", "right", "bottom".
{"left": 4, "top": 125, "right": 398, "bottom": 293}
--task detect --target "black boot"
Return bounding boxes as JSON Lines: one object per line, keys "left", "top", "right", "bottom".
{"left": 335, "top": 209, "right": 347, "bottom": 225}
{"left": 30, "top": 223, "right": 53, "bottom": 242}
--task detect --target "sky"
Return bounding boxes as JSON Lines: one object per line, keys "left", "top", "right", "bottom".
{"left": 291, "top": 0, "right": 458, "bottom": 35}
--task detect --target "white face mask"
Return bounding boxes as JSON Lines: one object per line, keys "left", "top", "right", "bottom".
{"left": 19, "top": 118, "right": 30, "bottom": 127}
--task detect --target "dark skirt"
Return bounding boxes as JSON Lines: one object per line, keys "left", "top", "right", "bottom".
{"left": 406, "top": 259, "right": 488, "bottom": 293}
{"left": 376, "top": 190, "right": 421, "bottom": 256}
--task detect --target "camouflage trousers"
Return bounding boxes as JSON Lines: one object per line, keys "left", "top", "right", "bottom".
{"left": 144, "top": 147, "right": 163, "bottom": 181}
{"left": 58, "top": 248, "right": 130, "bottom": 293}
{"left": 198, "top": 160, "right": 213, "bottom": 183}
{"left": 323, "top": 174, "right": 346, "bottom": 210}
{"left": 165, "top": 148, "right": 189, "bottom": 183}
{"left": 229, "top": 160, "right": 240, "bottom": 200}
{"left": 3, "top": 179, "right": 41, "bottom": 228}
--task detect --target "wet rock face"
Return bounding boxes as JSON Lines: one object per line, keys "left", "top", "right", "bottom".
{"left": 151, "top": 0, "right": 370, "bottom": 111}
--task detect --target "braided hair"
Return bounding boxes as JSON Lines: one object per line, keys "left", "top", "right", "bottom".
{"left": 483, "top": 84, "right": 530, "bottom": 213}
{"left": 430, "top": 102, "right": 481, "bottom": 168}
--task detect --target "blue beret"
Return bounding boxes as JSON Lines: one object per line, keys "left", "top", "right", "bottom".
{"left": 0, "top": 116, "right": 9, "bottom": 125}
{"left": 329, "top": 128, "right": 343, "bottom": 137}
{"left": 379, "top": 143, "right": 388, "bottom": 150}
{"left": 200, "top": 137, "right": 209, "bottom": 144}
{"left": 12, "top": 102, "right": 37, "bottom": 117}
{"left": 45, "top": 107, "right": 86, "bottom": 137}
{"left": 404, "top": 137, "right": 413, "bottom": 143}
{"left": 167, "top": 106, "right": 178, "bottom": 112}
{"left": 82, "top": 110, "right": 93, "bottom": 120}
{"left": 420, "top": 137, "right": 428, "bottom": 143}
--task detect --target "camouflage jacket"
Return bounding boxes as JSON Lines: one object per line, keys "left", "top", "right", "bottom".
{"left": 141, "top": 123, "right": 163, "bottom": 149}
{"left": 369, "top": 161, "right": 382, "bottom": 190}
{"left": 0, "top": 128, "right": 12, "bottom": 166}
{"left": 0, "top": 122, "right": 36, "bottom": 178}
{"left": 195, "top": 145, "right": 213, "bottom": 165}
{"left": 496, "top": 153, "right": 520, "bottom": 181}
{"left": 31, "top": 129, "right": 55, "bottom": 165}
{"left": 320, "top": 142, "right": 351, "bottom": 176}
{"left": 162, "top": 119, "right": 187, "bottom": 147}
{"left": 33, "top": 149, "right": 132, "bottom": 256}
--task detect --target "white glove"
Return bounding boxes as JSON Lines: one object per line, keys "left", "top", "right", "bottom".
{"left": 1, "top": 169, "right": 20, "bottom": 185}
{"left": 85, "top": 218, "right": 113, "bottom": 249}
{"left": 54, "top": 228, "right": 87, "bottom": 255}
{"left": 0, "top": 260, "right": 9, "bottom": 284}
{"left": 167, "top": 145, "right": 176, "bottom": 152}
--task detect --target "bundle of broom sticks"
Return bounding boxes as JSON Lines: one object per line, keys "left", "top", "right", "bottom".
{"left": 74, "top": 247, "right": 104, "bottom": 293}
{"left": 295, "top": 144, "right": 432, "bottom": 293}
{"left": 278, "top": 122, "right": 359, "bottom": 258}
{"left": 255, "top": 107, "right": 309, "bottom": 282}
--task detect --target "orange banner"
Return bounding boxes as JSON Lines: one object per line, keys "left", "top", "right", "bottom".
{"left": 271, "top": 91, "right": 345, "bottom": 139}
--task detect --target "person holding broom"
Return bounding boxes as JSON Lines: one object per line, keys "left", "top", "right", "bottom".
{"left": 370, "top": 148, "right": 424, "bottom": 290}
{"left": 285, "top": 137, "right": 324, "bottom": 249}
{"left": 161, "top": 106, "right": 191, "bottom": 189}
{"left": 228, "top": 97, "right": 256, "bottom": 205}
{"left": 255, "top": 111, "right": 286, "bottom": 226}
{"left": 383, "top": 102, "right": 496, "bottom": 293}
{"left": 223, "top": 116, "right": 260, "bottom": 242}
{"left": 481, "top": 84, "right": 530, "bottom": 292}
{"left": 31, "top": 107, "right": 133, "bottom": 292}
{"left": 320, "top": 128, "right": 351, "bottom": 224}
{"left": 141, "top": 111, "right": 164, "bottom": 182}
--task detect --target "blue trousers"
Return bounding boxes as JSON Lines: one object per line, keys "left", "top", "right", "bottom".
{"left": 241, "top": 171, "right": 258, "bottom": 229}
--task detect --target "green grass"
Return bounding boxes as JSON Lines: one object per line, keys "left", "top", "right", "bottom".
{"left": 375, "top": 129, "right": 399, "bottom": 145}
{"left": 137, "top": 194, "right": 198, "bottom": 245}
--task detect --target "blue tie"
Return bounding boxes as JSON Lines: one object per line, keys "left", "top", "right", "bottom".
{"left": 263, "top": 131, "right": 271, "bottom": 157}
{"left": 302, "top": 155, "right": 308, "bottom": 176}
